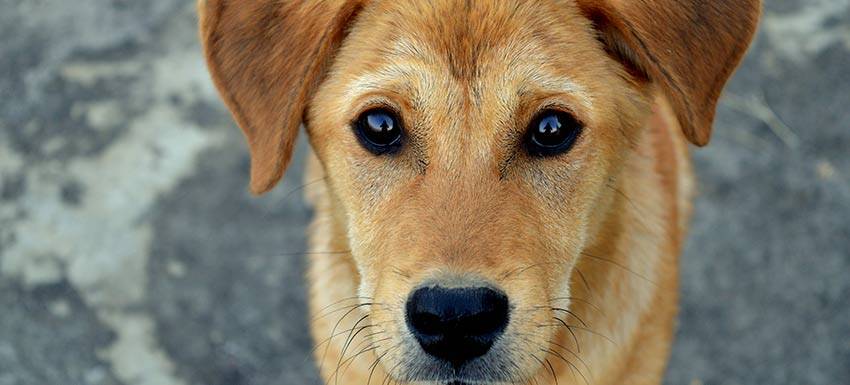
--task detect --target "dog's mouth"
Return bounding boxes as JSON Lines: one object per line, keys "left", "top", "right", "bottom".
{"left": 394, "top": 349, "right": 518, "bottom": 385}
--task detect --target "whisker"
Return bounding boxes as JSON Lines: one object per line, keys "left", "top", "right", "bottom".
{"left": 543, "top": 357, "right": 559, "bottom": 385}
{"left": 549, "top": 316, "right": 581, "bottom": 353}
{"left": 570, "top": 325, "right": 617, "bottom": 346}
{"left": 334, "top": 314, "right": 371, "bottom": 385}
{"left": 340, "top": 337, "right": 392, "bottom": 377}
{"left": 345, "top": 330, "right": 387, "bottom": 354}
{"left": 317, "top": 303, "right": 376, "bottom": 374}
{"left": 338, "top": 344, "right": 379, "bottom": 378}
{"left": 332, "top": 341, "right": 375, "bottom": 382}
{"left": 311, "top": 301, "right": 385, "bottom": 331}
{"left": 550, "top": 307, "right": 588, "bottom": 327}
{"left": 500, "top": 262, "right": 553, "bottom": 281}
{"left": 310, "top": 320, "right": 389, "bottom": 356}
{"left": 548, "top": 339, "right": 592, "bottom": 377}
{"left": 531, "top": 369, "right": 542, "bottom": 385}
{"left": 537, "top": 319, "right": 617, "bottom": 348}
{"left": 543, "top": 348, "right": 589, "bottom": 385}
{"left": 580, "top": 251, "right": 658, "bottom": 287}
{"left": 337, "top": 335, "right": 392, "bottom": 380}
{"left": 515, "top": 329, "right": 594, "bottom": 385}
{"left": 525, "top": 305, "right": 592, "bottom": 330}
{"left": 549, "top": 296, "right": 604, "bottom": 315}
{"left": 279, "top": 176, "right": 328, "bottom": 204}
{"left": 553, "top": 322, "right": 618, "bottom": 347}
{"left": 311, "top": 297, "right": 375, "bottom": 322}
{"left": 574, "top": 267, "right": 593, "bottom": 296}
{"left": 368, "top": 344, "right": 398, "bottom": 385}
{"left": 514, "top": 333, "right": 556, "bottom": 385}
{"left": 605, "top": 182, "right": 649, "bottom": 218}
{"left": 381, "top": 356, "right": 406, "bottom": 385}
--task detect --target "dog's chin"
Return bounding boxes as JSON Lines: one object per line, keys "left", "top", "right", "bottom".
{"left": 398, "top": 358, "right": 522, "bottom": 385}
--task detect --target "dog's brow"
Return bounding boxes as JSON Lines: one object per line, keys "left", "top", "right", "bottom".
{"left": 524, "top": 75, "right": 594, "bottom": 111}
{"left": 343, "top": 63, "right": 433, "bottom": 102}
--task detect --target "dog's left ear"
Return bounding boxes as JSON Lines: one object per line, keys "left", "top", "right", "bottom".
{"left": 576, "top": 0, "right": 761, "bottom": 146}
{"left": 198, "top": 0, "right": 364, "bottom": 194}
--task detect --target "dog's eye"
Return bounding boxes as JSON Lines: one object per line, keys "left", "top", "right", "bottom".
{"left": 353, "top": 108, "right": 404, "bottom": 155}
{"left": 525, "top": 110, "right": 582, "bottom": 157}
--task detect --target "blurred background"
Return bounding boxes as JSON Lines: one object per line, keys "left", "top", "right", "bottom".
{"left": 0, "top": 1, "right": 847, "bottom": 384}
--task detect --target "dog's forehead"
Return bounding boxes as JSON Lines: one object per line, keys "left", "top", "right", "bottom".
{"left": 358, "top": 1, "right": 591, "bottom": 71}
{"left": 372, "top": 1, "right": 549, "bottom": 79}
{"left": 339, "top": 0, "right": 599, "bottom": 115}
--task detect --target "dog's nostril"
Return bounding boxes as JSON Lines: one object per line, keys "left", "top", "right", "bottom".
{"left": 405, "top": 286, "right": 510, "bottom": 367}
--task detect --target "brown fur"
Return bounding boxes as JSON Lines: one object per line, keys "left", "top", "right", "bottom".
{"left": 198, "top": 1, "right": 760, "bottom": 384}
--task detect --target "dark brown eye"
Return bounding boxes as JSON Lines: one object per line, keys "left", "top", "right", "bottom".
{"left": 525, "top": 110, "right": 582, "bottom": 157}
{"left": 353, "top": 108, "right": 404, "bottom": 155}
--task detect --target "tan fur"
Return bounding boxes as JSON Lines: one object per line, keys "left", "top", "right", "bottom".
{"left": 198, "top": 1, "right": 759, "bottom": 384}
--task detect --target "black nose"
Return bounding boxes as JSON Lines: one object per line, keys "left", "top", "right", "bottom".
{"left": 405, "top": 286, "right": 510, "bottom": 367}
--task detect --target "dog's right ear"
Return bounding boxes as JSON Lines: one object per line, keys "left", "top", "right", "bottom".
{"left": 198, "top": 0, "right": 363, "bottom": 194}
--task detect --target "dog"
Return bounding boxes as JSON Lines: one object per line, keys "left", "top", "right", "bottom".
{"left": 198, "top": 1, "right": 760, "bottom": 384}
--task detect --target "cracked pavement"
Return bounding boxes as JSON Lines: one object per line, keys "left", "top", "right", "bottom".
{"left": 0, "top": 1, "right": 848, "bottom": 384}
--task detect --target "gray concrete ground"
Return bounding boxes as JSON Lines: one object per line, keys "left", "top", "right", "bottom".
{"left": 0, "top": 1, "right": 848, "bottom": 384}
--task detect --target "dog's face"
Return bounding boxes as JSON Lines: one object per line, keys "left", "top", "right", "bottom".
{"left": 199, "top": 0, "right": 759, "bottom": 383}
{"left": 306, "top": 3, "right": 642, "bottom": 382}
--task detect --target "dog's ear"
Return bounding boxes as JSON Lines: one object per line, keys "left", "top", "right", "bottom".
{"left": 576, "top": 0, "right": 761, "bottom": 146}
{"left": 198, "top": 0, "right": 363, "bottom": 194}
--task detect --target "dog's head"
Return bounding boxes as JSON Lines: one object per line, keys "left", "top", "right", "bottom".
{"left": 200, "top": 0, "right": 759, "bottom": 383}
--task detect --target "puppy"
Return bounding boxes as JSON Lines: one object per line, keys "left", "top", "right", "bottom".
{"left": 198, "top": 1, "right": 760, "bottom": 384}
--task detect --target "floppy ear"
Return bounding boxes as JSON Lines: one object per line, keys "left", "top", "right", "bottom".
{"left": 575, "top": 0, "right": 761, "bottom": 145}
{"left": 198, "top": 0, "right": 363, "bottom": 194}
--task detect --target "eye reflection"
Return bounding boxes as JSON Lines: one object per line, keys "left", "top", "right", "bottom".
{"left": 353, "top": 108, "right": 404, "bottom": 155}
{"left": 526, "top": 110, "right": 582, "bottom": 157}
